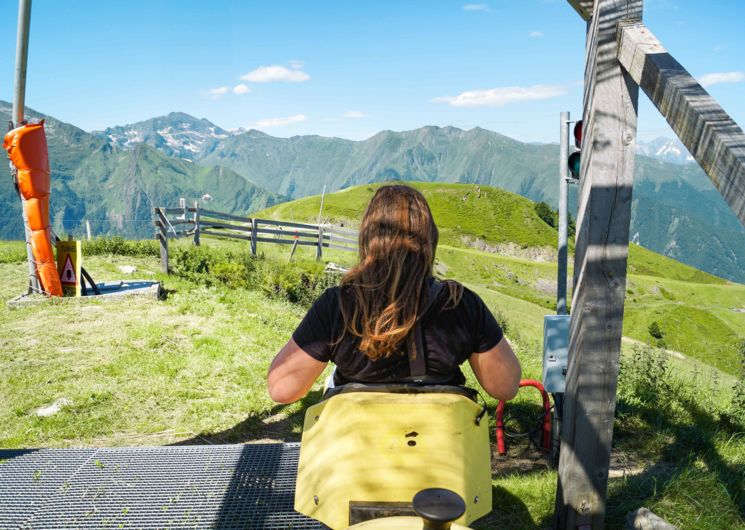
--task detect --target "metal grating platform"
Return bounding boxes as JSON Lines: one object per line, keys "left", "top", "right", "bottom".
{"left": 0, "top": 443, "right": 326, "bottom": 529}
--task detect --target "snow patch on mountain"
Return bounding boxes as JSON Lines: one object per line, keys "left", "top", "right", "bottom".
{"left": 637, "top": 137, "right": 695, "bottom": 165}
{"left": 96, "top": 113, "right": 243, "bottom": 158}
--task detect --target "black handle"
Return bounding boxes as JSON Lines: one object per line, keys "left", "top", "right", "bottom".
{"left": 412, "top": 488, "right": 466, "bottom": 530}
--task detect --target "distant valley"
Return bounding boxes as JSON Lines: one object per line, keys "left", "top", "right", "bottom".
{"left": 2, "top": 101, "right": 744, "bottom": 282}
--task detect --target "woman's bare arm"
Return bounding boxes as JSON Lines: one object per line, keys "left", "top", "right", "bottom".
{"left": 468, "top": 336, "right": 521, "bottom": 400}
{"left": 267, "top": 338, "right": 328, "bottom": 404}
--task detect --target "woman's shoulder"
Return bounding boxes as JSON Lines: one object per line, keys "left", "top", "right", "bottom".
{"left": 435, "top": 279, "right": 485, "bottom": 313}
{"left": 318, "top": 285, "right": 342, "bottom": 306}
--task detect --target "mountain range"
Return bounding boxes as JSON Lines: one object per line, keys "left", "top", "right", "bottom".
{"left": 0, "top": 102, "right": 282, "bottom": 240}
{"left": 636, "top": 137, "right": 694, "bottom": 165}
{"left": 2, "top": 102, "right": 744, "bottom": 282}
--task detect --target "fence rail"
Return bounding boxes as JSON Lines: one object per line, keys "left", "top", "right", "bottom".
{"left": 153, "top": 204, "right": 358, "bottom": 273}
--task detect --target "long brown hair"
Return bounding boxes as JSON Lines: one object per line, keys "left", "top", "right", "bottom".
{"left": 339, "top": 185, "right": 462, "bottom": 360}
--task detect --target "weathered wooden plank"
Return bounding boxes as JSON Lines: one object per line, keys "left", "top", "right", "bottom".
{"left": 618, "top": 22, "right": 745, "bottom": 225}
{"left": 155, "top": 208, "right": 169, "bottom": 273}
{"left": 326, "top": 233, "right": 358, "bottom": 245}
{"left": 199, "top": 229, "right": 253, "bottom": 242}
{"left": 162, "top": 207, "right": 198, "bottom": 215}
{"left": 255, "top": 236, "right": 318, "bottom": 246}
{"left": 254, "top": 226, "right": 328, "bottom": 239}
{"left": 316, "top": 226, "right": 324, "bottom": 260}
{"left": 193, "top": 201, "right": 200, "bottom": 246}
{"left": 255, "top": 218, "right": 319, "bottom": 231}
{"left": 555, "top": 1, "right": 642, "bottom": 529}
{"left": 199, "top": 219, "right": 252, "bottom": 232}
{"left": 250, "top": 218, "right": 257, "bottom": 256}
{"left": 567, "top": 0, "right": 593, "bottom": 20}
{"left": 325, "top": 244, "right": 357, "bottom": 252}
{"left": 199, "top": 208, "right": 252, "bottom": 223}
{"left": 324, "top": 226, "right": 358, "bottom": 237}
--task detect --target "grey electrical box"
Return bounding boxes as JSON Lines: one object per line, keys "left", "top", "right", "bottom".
{"left": 542, "top": 314, "right": 570, "bottom": 393}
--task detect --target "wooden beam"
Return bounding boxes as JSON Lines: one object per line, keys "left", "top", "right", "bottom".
{"left": 567, "top": 0, "right": 594, "bottom": 20}
{"left": 618, "top": 23, "right": 745, "bottom": 226}
{"left": 555, "top": 1, "right": 642, "bottom": 529}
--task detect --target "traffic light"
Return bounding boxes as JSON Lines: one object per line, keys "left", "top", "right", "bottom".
{"left": 567, "top": 120, "right": 582, "bottom": 180}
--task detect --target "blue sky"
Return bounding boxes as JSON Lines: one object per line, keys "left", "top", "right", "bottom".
{"left": 1, "top": 0, "right": 744, "bottom": 142}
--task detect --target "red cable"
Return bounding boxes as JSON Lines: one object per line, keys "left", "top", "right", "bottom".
{"left": 496, "top": 379, "right": 551, "bottom": 455}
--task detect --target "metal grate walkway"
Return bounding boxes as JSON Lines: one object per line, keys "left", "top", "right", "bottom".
{"left": 0, "top": 443, "right": 326, "bottom": 529}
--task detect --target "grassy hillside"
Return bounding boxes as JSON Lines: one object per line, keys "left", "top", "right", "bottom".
{"left": 0, "top": 183, "right": 743, "bottom": 528}
{"left": 259, "top": 182, "right": 743, "bottom": 374}
{"left": 259, "top": 181, "right": 560, "bottom": 248}
{"left": 0, "top": 235, "right": 742, "bottom": 528}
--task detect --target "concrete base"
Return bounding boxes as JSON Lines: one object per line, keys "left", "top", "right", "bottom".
{"left": 7, "top": 280, "right": 162, "bottom": 309}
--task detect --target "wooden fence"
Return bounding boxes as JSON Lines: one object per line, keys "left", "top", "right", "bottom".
{"left": 153, "top": 204, "right": 358, "bottom": 273}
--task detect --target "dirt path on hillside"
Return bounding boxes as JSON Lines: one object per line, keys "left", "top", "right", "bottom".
{"left": 621, "top": 336, "right": 686, "bottom": 359}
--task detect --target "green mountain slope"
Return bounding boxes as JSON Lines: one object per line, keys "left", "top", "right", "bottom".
{"left": 260, "top": 182, "right": 744, "bottom": 374}
{"left": 8, "top": 106, "right": 745, "bottom": 282}
{"left": 0, "top": 102, "right": 281, "bottom": 239}
{"left": 199, "top": 124, "right": 745, "bottom": 282}
{"left": 259, "top": 181, "right": 558, "bottom": 248}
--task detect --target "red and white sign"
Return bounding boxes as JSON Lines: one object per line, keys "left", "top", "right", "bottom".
{"left": 60, "top": 254, "right": 77, "bottom": 286}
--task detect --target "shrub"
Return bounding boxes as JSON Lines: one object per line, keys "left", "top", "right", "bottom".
{"left": 648, "top": 321, "right": 664, "bottom": 339}
{"left": 83, "top": 237, "right": 159, "bottom": 257}
{"left": 725, "top": 341, "right": 745, "bottom": 428}
{"left": 534, "top": 201, "right": 556, "bottom": 228}
{"left": 170, "top": 245, "right": 340, "bottom": 306}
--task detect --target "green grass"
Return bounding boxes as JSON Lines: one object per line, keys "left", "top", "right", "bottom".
{"left": 1, "top": 181, "right": 744, "bottom": 528}
{"left": 257, "top": 181, "right": 560, "bottom": 248}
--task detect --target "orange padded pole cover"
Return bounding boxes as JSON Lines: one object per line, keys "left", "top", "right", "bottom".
{"left": 3, "top": 121, "right": 62, "bottom": 296}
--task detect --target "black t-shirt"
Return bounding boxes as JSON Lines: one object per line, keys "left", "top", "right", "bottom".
{"left": 292, "top": 279, "right": 503, "bottom": 385}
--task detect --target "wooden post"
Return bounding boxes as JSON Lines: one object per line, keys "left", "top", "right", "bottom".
{"left": 567, "top": 0, "right": 593, "bottom": 20}
{"left": 289, "top": 238, "right": 299, "bottom": 261}
{"left": 556, "top": 1, "right": 642, "bottom": 529}
{"left": 193, "top": 201, "right": 200, "bottom": 246}
{"left": 617, "top": 23, "right": 745, "bottom": 226}
{"left": 155, "top": 207, "right": 169, "bottom": 274}
{"left": 316, "top": 225, "right": 324, "bottom": 260}
{"left": 250, "top": 218, "right": 257, "bottom": 256}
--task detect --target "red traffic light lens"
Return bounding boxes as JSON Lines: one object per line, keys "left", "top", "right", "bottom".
{"left": 573, "top": 120, "right": 583, "bottom": 149}
{"left": 568, "top": 152, "right": 581, "bottom": 179}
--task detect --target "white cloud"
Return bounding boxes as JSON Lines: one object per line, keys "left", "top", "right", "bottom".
{"left": 530, "top": 31, "right": 544, "bottom": 38}
{"left": 202, "top": 86, "right": 230, "bottom": 99}
{"left": 289, "top": 59, "right": 304, "bottom": 70}
{"left": 463, "top": 3, "right": 490, "bottom": 11}
{"left": 253, "top": 114, "right": 308, "bottom": 128}
{"left": 241, "top": 65, "right": 310, "bottom": 83}
{"left": 233, "top": 84, "right": 251, "bottom": 95}
{"left": 432, "top": 85, "right": 566, "bottom": 107}
{"left": 698, "top": 71, "right": 745, "bottom": 88}
{"left": 343, "top": 111, "right": 368, "bottom": 119}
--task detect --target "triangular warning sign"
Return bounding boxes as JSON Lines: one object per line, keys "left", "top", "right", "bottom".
{"left": 60, "top": 254, "right": 77, "bottom": 286}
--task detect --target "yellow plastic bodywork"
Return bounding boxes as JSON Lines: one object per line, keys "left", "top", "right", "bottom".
{"left": 347, "top": 516, "right": 472, "bottom": 529}
{"left": 295, "top": 392, "right": 492, "bottom": 530}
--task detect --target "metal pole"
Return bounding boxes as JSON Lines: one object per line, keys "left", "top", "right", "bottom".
{"left": 12, "top": 0, "right": 40, "bottom": 294}
{"left": 13, "top": 0, "right": 31, "bottom": 127}
{"left": 557, "top": 111, "right": 570, "bottom": 315}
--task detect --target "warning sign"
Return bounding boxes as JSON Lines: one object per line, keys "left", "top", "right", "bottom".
{"left": 61, "top": 255, "right": 76, "bottom": 285}
{"left": 56, "top": 240, "right": 82, "bottom": 297}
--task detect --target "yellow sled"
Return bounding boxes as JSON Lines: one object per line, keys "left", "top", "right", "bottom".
{"left": 295, "top": 384, "right": 491, "bottom": 529}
